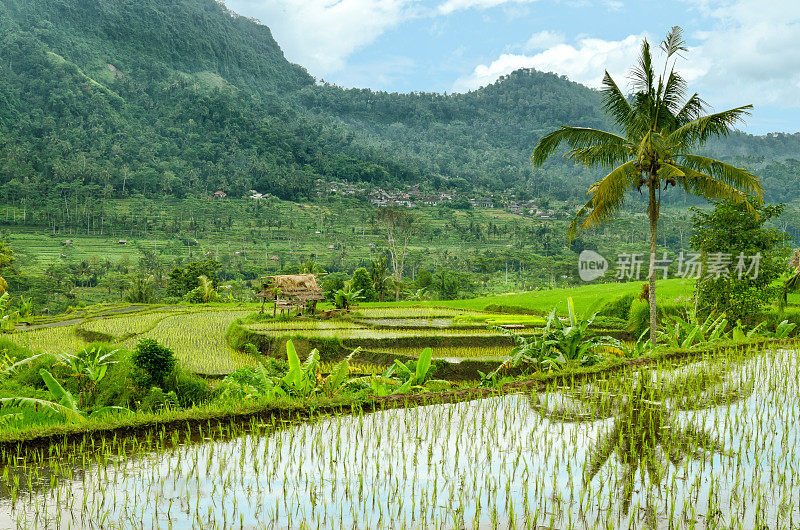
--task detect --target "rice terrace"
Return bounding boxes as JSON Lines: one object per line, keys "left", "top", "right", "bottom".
{"left": 2, "top": 2, "right": 800, "bottom": 529}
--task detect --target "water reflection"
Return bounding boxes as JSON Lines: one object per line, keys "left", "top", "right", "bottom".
{"left": 530, "top": 360, "right": 753, "bottom": 517}
{"left": 2, "top": 349, "right": 798, "bottom": 529}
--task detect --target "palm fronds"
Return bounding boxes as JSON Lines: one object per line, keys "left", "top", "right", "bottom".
{"left": 677, "top": 154, "right": 763, "bottom": 197}
{"left": 568, "top": 161, "right": 639, "bottom": 241}
{"left": 660, "top": 26, "right": 688, "bottom": 59}
{"left": 669, "top": 106, "right": 754, "bottom": 147}
{"left": 532, "top": 126, "right": 630, "bottom": 168}
{"left": 600, "top": 71, "right": 634, "bottom": 131}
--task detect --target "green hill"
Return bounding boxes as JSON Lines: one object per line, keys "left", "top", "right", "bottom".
{"left": 1, "top": 0, "right": 800, "bottom": 208}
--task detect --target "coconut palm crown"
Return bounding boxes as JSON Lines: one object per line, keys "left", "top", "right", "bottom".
{"left": 531, "top": 26, "right": 763, "bottom": 343}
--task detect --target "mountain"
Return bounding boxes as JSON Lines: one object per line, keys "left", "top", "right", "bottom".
{"left": 1, "top": 0, "right": 799, "bottom": 209}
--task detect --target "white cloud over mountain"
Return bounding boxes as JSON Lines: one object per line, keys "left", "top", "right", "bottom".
{"left": 454, "top": 0, "right": 800, "bottom": 111}
{"left": 224, "top": 0, "right": 418, "bottom": 76}
{"left": 453, "top": 34, "right": 644, "bottom": 92}
{"left": 224, "top": 0, "right": 800, "bottom": 131}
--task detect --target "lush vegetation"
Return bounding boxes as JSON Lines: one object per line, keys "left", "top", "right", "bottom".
{"left": 1, "top": 7, "right": 800, "bottom": 527}
{"left": 1, "top": 0, "right": 800, "bottom": 210}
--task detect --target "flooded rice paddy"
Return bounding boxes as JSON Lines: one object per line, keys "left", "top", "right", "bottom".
{"left": 1, "top": 345, "right": 798, "bottom": 529}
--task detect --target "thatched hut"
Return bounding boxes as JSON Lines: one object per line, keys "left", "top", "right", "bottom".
{"left": 790, "top": 248, "right": 800, "bottom": 269}
{"left": 257, "top": 274, "right": 325, "bottom": 316}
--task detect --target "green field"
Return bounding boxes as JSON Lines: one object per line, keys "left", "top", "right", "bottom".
{"left": 8, "top": 305, "right": 262, "bottom": 375}
{"left": 1, "top": 279, "right": 687, "bottom": 376}
{"left": 436, "top": 278, "right": 689, "bottom": 314}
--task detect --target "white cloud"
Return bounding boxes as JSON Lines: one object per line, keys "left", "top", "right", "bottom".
{"left": 437, "top": 0, "right": 622, "bottom": 14}
{"left": 453, "top": 34, "right": 643, "bottom": 92}
{"left": 686, "top": 0, "right": 800, "bottom": 108}
{"left": 223, "top": 0, "right": 417, "bottom": 76}
{"left": 524, "top": 30, "right": 565, "bottom": 51}
{"left": 437, "top": 0, "right": 537, "bottom": 15}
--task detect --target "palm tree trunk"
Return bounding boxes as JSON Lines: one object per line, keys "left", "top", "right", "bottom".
{"left": 648, "top": 178, "right": 659, "bottom": 344}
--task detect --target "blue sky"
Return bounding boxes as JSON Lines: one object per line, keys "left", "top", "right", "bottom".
{"left": 224, "top": 0, "right": 800, "bottom": 134}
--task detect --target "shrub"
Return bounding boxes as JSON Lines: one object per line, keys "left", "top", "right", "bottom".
{"left": 140, "top": 386, "right": 178, "bottom": 412}
{"left": 91, "top": 348, "right": 141, "bottom": 409}
{"left": 761, "top": 309, "right": 800, "bottom": 336}
{"left": 484, "top": 304, "right": 542, "bottom": 315}
{"left": 164, "top": 367, "right": 211, "bottom": 407}
{"left": 9, "top": 353, "right": 59, "bottom": 390}
{"left": 132, "top": 339, "right": 176, "bottom": 388}
{"left": 350, "top": 268, "right": 377, "bottom": 302}
{"left": 0, "top": 380, "right": 50, "bottom": 400}
{"left": 627, "top": 299, "right": 690, "bottom": 337}
{"left": 183, "top": 285, "right": 221, "bottom": 304}
{"left": 0, "top": 338, "right": 36, "bottom": 360}
{"left": 692, "top": 200, "right": 789, "bottom": 323}
{"left": 591, "top": 315, "right": 627, "bottom": 330}
{"left": 322, "top": 272, "right": 348, "bottom": 303}
{"left": 627, "top": 300, "right": 650, "bottom": 336}
{"left": 599, "top": 293, "right": 635, "bottom": 320}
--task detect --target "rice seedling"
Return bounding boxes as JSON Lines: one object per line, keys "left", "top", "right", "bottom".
{"left": 79, "top": 311, "right": 178, "bottom": 339}
{"left": 386, "top": 345, "right": 513, "bottom": 360}
{"left": 251, "top": 327, "right": 508, "bottom": 341}
{"left": 118, "top": 310, "right": 257, "bottom": 375}
{"left": 9, "top": 307, "right": 258, "bottom": 376}
{"left": 355, "top": 306, "right": 486, "bottom": 319}
{"left": 1, "top": 343, "right": 798, "bottom": 528}
{"left": 7, "top": 326, "right": 86, "bottom": 354}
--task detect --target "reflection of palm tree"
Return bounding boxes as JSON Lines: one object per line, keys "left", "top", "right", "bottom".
{"left": 529, "top": 362, "right": 752, "bottom": 515}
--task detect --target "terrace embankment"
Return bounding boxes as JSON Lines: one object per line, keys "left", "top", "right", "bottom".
{"left": 0, "top": 339, "right": 774, "bottom": 452}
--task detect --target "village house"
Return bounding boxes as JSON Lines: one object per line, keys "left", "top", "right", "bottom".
{"left": 470, "top": 197, "right": 494, "bottom": 209}
{"left": 249, "top": 190, "right": 269, "bottom": 200}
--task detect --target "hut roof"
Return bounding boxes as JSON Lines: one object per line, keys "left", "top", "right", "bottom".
{"left": 258, "top": 274, "right": 325, "bottom": 301}
{"left": 790, "top": 248, "right": 800, "bottom": 269}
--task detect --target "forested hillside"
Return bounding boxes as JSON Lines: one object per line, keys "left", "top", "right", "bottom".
{"left": 1, "top": 0, "right": 799, "bottom": 209}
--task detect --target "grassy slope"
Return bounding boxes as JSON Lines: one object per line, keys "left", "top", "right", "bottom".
{"left": 363, "top": 278, "right": 691, "bottom": 315}
{"left": 9, "top": 305, "right": 263, "bottom": 375}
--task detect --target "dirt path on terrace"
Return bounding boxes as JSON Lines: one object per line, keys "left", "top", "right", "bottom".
{"left": 15, "top": 305, "right": 151, "bottom": 331}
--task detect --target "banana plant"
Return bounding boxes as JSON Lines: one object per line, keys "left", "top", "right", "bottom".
{"left": 658, "top": 313, "right": 728, "bottom": 349}
{"left": 16, "top": 296, "right": 33, "bottom": 318}
{"left": 218, "top": 340, "right": 361, "bottom": 400}
{"left": 279, "top": 340, "right": 364, "bottom": 397}
{"left": 0, "top": 369, "right": 130, "bottom": 426}
{"left": 482, "top": 297, "right": 616, "bottom": 386}
{"left": 334, "top": 287, "right": 362, "bottom": 310}
{"left": 362, "top": 347, "right": 450, "bottom": 396}
{"left": 731, "top": 319, "right": 796, "bottom": 341}
{"left": 0, "top": 292, "right": 19, "bottom": 331}
{"left": 57, "top": 347, "right": 118, "bottom": 407}
{"left": 320, "top": 348, "right": 360, "bottom": 397}
{"left": 0, "top": 352, "right": 42, "bottom": 378}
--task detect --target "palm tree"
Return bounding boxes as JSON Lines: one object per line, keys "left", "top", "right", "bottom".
{"left": 532, "top": 26, "right": 763, "bottom": 343}
{"left": 197, "top": 274, "right": 215, "bottom": 303}
{"left": 529, "top": 361, "right": 752, "bottom": 515}
{"left": 369, "top": 256, "right": 393, "bottom": 302}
